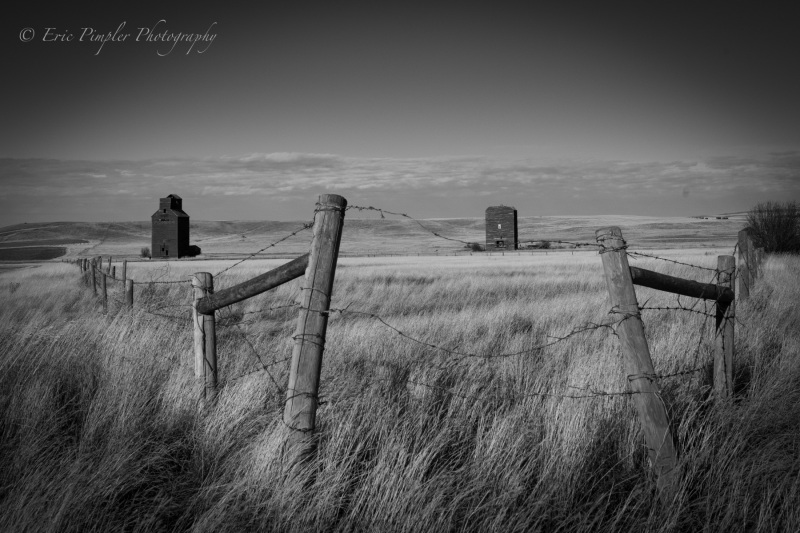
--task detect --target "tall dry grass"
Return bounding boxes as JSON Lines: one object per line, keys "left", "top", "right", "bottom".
{"left": 1, "top": 250, "right": 798, "bottom": 532}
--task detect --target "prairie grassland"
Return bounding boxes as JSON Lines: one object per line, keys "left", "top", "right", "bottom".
{"left": 1, "top": 250, "right": 798, "bottom": 532}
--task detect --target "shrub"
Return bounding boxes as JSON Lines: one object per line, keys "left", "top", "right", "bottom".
{"left": 140, "top": 247, "right": 151, "bottom": 258}
{"left": 540, "top": 240, "right": 552, "bottom": 249}
{"left": 746, "top": 201, "right": 800, "bottom": 253}
{"left": 468, "top": 242, "right": 484, "bottom": 252}
{"left": 187, "top": 245, "right": 202, "bottom": 257}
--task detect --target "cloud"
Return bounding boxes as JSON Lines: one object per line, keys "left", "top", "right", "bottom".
{"left": 1, "top": 150, "right": 799, "bottom": 224}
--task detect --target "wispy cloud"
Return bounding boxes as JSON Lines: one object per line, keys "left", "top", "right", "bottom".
{"left": 1, "top": 151, "right": 799, "bottom": 225}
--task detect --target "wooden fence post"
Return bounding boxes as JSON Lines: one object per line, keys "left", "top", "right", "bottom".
{"left": 125, "top": 279, "right": 134, "bottom": 308}
{"left": 101, "top": 272, "right": 107, "bottom": 314}
{"left": 122, "top": 260, "right": 127, "bottom": 283}
{"left": 91, "top": 260, "right": 97, "bottom": 295}
{"left": 111, "top": 266, "right": 116, "bottom": 279}
{"left": 755, "top": 248, "right": 764, "bottom": 278}
{"left": 737, "top": 229, "right": 753, "bottom": 301}
{"left": 107, "top": 256, "right": 112, "bottom": 274}
{"left": 596, "top": 226, "right": 678, "bottom": 501}
{"left": 191, "top": 273, "right": 217, "bottom": 401}
{"left": 714, "top": 256, "right": 735, "bottom": 399}
{"left": 284, "top": 194, "right": 347, "bottom": 451}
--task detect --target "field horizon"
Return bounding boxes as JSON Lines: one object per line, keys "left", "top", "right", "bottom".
{"left": 0, "top": 212, "right": 748, "bottom": 262}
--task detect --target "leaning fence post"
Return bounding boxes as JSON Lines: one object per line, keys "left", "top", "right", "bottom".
{"left": 101, "top": 272, "right": 107, "bottom": 314}
{"left": 125, "top": 279, "right": 134, "bottom": 308}
{"left": 284, "top": 194, "right": 347, "bottom": 452}
{"left": 107, "top": 256, "right": 112, "bottom": 274}
{"left": 714, "top": 255, "right": 735, "bottom": 399}
{"left": 596, "top": 226, "right": 678, "bottom": 501}
{"left": 191, "top": 273, "right": 217, "bottom": 401}
{"left": 122, "top": 259, "right": 127, "bottom": 283}
{"left": 737, "top": 229, "right": 752, "bottom": 301}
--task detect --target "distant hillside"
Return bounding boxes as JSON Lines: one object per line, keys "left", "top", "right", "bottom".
{"left": 0, "top": 214, "right": 747, "bottom": 260}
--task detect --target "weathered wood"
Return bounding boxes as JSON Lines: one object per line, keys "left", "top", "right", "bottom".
{"left": 192, "top": 273, "right": 210, "bottom": 378}
{"left": 125, "top": 279, "right": 134, "bottom": 308}
{"left": 107, "top": 256, "right": 112, "bottom": 274}
{"left": 195, "top": 254, "right": 309, "bottom": 314}
{"left": 714, "top": 256, "right": 735, "bottom": 399}
{"left": 91, "top": 261, "right": 97, "bottom": 295}
{"left": 111, "top": 266, "right": 116, "bottom": 279}
{"left": 737, "top": 229, "right": 753, "bottom": 301}
{"left": 284, "top": 194, "right": 346, "bottom": 446}
{"left": 596, "top": 226, "right": 678, "bottom": 501}
{"left": 101, "top": 272, "right": 107, "bottom": 313}
{"left": 122, "top": 260, "right": 127, "bottom": 282}
{"left": 485, "top": 205, "right": 518, "bottom": 251}
{"left": 192, "top": 273, "right": 217, "bottom": 400}
{"left": 755, "top": 248, "right": 764, "bottom": 278}
{"left": 629, "top": 266, "right": 734, "bottom": 305}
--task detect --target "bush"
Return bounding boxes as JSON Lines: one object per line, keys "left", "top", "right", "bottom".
{"left": 140, "top": 247, "right": 151, "bottom": 258}
{"left": 187, "top": 245, "right": 201, "bottom": 257}
{"left": 746, "top": 201, "right": 800, "bottom": 253}
{"left": 540, "top": 240, "right": 551, "bottom": 249}
{"left": 468, "top": 242, "right": 484, "bottom": 252}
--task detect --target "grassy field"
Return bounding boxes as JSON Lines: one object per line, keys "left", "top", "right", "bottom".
{"left": 1, "top": 250, "right": 798, "bottom": 531}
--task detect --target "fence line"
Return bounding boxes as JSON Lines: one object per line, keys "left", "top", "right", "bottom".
{"left": 69, "top": 195, "right": 767, "bottom": 500}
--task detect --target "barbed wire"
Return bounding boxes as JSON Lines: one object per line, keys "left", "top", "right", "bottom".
{"left": 324, "top": 305, "right": 622, "bottom": 363}
{"left": 347, "top": 205, "right": 481, "bottom": 247}
{"left": 518, "top": 238, "right": 602, "bottom": 249}
{"left": 216, "top": 302, "right": 300, "bottom": 327}
{"left": 218, "top": 305, "right": 287, "bottom": 394}
{"left": 213, "top": 222, "right": 313, "bottom": 279}
{"left": 626, "top": 250, "right": 719, "bottom": 273}
{"left": 639, "top": 305, "right": 717, "bottom": 319}
{"left": 135, "top": 278, "right": 192, "bottom": 285}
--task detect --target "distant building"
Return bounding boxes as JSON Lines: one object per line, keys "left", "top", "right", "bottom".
{"left": 485, "top": 205, "right": 518, "bottom": 251}
{"left": 151, "top": 194, "right": 189, "bottom": 258}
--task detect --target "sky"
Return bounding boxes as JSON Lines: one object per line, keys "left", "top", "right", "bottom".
{"left": 2, "top": 2, "right": 799, "bottom": 226}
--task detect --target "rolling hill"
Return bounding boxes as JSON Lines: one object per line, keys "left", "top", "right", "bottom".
{"left": 0, "top": 213, "right": 748, "bottom": 260}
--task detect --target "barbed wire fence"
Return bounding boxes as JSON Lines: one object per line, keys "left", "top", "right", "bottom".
{"left": 67, "top": 195, "right": 764, "bottom": 489}
{"left": 74, "top": 200, "right": 747, "bottom": 374}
